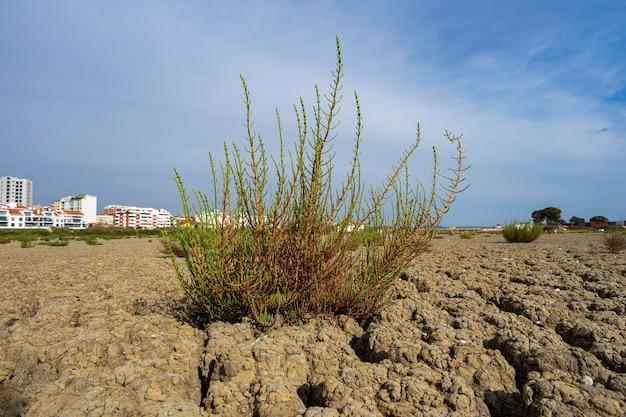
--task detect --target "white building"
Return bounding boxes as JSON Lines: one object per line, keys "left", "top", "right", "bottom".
{"left": 0, "top": 204, "right": 86, "bottom": 229}
{"left": 55, "top": 194, "right": 98, "bottom": 225}
{"left": 0, "top": 176, "right": 33, "bottom": 207}
{"left": 104, "top": 205, "right": 172, "bottom": 229}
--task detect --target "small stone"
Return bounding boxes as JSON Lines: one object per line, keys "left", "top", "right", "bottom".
{"left": 579, "top": 375, "right": 593, "bottom": 386}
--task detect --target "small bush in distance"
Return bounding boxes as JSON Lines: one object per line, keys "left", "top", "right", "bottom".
{"left": 502, "top": 221, "right": 543, "bottom": 243}
{"left": 38, "top": 239, "right": 69, "bottom": 246}
{"left": 344, "top": 226, "right": 385, "bottom": 250}
{"left": 20, "top": 239, "right": 34, "bottom": 248}
{"left": 459, "top": 231, "right": 473, "bottom": 239}
{"left": 82, "top": 235, "right": 101, "bottom": 245}
{"left": 166, "top": 37, "right": 468, "bottom": 328}
{"left": 603, "top": 232, "right": 626, "bottom": 253}
{"left": 18, "top": 232, "right": 35, "bottom": 248}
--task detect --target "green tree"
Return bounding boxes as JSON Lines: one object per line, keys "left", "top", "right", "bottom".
{"left": 590, "top": 215, "right": 609, "bottom": 223}
{"left": 543, "top": 207, "right": 562, "bottom": 223}
{"left": 532, "top": 207, "right": 562, "bottom": 224}
{"left": 569, "top": 216, "right": 584, "bottom": 225}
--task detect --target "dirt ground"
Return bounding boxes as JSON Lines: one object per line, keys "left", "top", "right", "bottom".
{"left": 0, "top": 232, "right": 624, "bottom": 416}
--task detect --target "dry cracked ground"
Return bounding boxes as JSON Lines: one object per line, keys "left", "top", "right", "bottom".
{"left": 0, "top": 232, "right": 624, "bottom": 416}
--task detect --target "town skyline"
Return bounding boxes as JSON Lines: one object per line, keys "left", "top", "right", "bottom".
{"left": 2, "top": 174, "right": 622, "bottom": 227}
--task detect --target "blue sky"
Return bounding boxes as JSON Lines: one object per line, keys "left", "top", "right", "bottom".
{"left": 1, "top": 1, "right": 624, "bottom": 226}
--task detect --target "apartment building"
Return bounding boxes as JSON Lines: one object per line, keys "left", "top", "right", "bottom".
{"left": 0, "top": 176, "right": 33, "bottom": 207}
{"left": 55, "top": 194, "right": 97, "bottom": 225}
{"left": 95, "top": 213, "right": 114, "bottom": 226}
{"left": 104, "top": 205, "right": 172, "bottom": 229}
{"left": 0, "top": 204, "right": 86, "bottom": 229}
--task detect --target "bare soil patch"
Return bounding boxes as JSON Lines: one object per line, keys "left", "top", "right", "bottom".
{"left": 0, "top": 233, "right": 624, "bottom": 416}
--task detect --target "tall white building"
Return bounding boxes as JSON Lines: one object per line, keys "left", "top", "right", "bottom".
{"left": 0, "top": 176, "right": 33, "bottom": 207}
{"left": 56, "top": 194, "right": 98, "bottom": 225}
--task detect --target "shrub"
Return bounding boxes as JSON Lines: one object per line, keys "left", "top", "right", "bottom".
{"left": 82, "top": 235, "right": 101, "bottom": 245}
{"left": 17, "top": 232, "right": 35, "bottom": 248}
{"left": 343, "top": 226, "right": 385, "bottom": 250}
{"left": 38, "top": 239, "right": 70, "bottom": 246}
{"left": 20, "top": 239, "right": 34, "bottom": 248}
{"left": 502, "top": 221, "right": 543, "bottom": 243}
{"left": 0, "top": 227, "right": 164, "bottom": 242}
{"left": 0, "top": 236, "right": 11, "bottom": 244}
{"left": 50, "top": 228, "right": 72, "bottom": 239}
{"left": 82, "top": 226, "right": 139, "bottom": 239}
{"left": 166, "top": 38, "right": 467, "bottom": 328}
{"left": 459, "top": 231, "right": 473, "bottom": 239}
{"left": 603, "top": 232, "right": 626, "bottom": 253}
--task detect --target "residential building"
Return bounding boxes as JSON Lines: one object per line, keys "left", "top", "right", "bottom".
{"left": 0, "top": 204, "right": 87, "bottom": 229}
{"left": 95, "top": 213, "right": 114, "bottom": 226}
{"left": 104, "top": 205, "right": 172, "bottom": 229}
{"left": 55, "top": 194, "right": 97, "bottom": 225}
{"left": 0, "top": 176, "right": 33, "bottom": 207}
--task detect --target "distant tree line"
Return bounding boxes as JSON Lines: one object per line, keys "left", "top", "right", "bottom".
{"left": 531, "top": 207, "right": 610, "bottom": 225}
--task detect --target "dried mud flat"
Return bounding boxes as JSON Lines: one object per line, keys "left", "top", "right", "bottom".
{"left": 0, "top": 232, "right": 625, "bottom": 417}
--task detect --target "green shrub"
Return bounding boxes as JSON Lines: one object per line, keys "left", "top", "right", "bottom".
{"left": 502, "top": 221, "right": 543, "bottom": 243}
{"left": 166, "top": 38, "right": 467, "bottom": 328}
{"left": 0, "top": 227, "right": 165, "bottom": 242}
{"left": 459, "top": 231, "right": 473, "bottom": 239}
{"left": 38, "top": 239, "right": 70, "bottom": 246}
{"left": 50, "top": 228, "right": 72, "bottom": 239}
{"left": 20, "top": 239, "right": 33, "bottom": 248}
{"left": 82, "top": 235, "right": 101, "bottom": 245}
{"left": 603, "top": 232, "right": 626, "bottom": 253}
{"left": 343, "top": 226, "right": 385, "bottom": 250}
{"left": 82, "top": 226, "right": 136, "bottom": 239}
{"left": 17, "top": 232, "right": 35, "bottom": 248}
{"left": 0, "top": 236, "right": 11, "bottom": 244}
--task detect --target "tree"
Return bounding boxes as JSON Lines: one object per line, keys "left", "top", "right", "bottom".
{"left": 543, "top": 207, "right": 562, "bottom": 223}
{"left": 569, "top": 216, "right": 584, "bottom": 225}
{"left": 532, "top": 207, "right": 562, "bottom": 224}
{"left": 590, "top": 215, "right": 609, "bottom": 223}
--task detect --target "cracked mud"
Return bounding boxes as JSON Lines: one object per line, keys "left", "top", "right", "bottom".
{"left": 0, "top": 233, "right": 624, "bottom": 416}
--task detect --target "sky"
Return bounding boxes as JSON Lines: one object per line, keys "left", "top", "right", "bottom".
{"left": 1, "top": 1, "right": 625, "bottom": 227}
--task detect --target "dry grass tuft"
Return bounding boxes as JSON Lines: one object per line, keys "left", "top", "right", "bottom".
{"left": 603, "top": 232, "right": 626, "bottom": 253}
